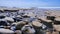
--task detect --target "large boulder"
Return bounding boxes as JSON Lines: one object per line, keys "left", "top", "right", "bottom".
{"left": 0, "top": 28, "right": 14, "bottom": 34}
{"left": 21, "top": 25, "right": 35, "bottom": 34}
{"left": 54, "top": 17, "right": 60, "bottom": 24}
{"left": 4, "top": 17, "right": 14, "bottom": 22}
{"left": 16, "top": 21, "right": 28, "bottom": 30}
{"left": 32, "top": 20, "right": 42, "bottom": 27}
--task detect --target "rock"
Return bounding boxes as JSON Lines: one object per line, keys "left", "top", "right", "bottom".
{"left": 0, "top": 28, "right": 14, "bottom": 34}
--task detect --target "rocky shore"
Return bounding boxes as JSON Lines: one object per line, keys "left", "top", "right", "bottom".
{"left": 0, "top": 7, "right": 60, "bottom": 34}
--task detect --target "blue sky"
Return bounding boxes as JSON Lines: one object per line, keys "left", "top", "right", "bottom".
{"left": 0, "top": 0, "right": 60, "bottom": 8}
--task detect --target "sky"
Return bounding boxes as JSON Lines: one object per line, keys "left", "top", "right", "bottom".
{"left": 0, "top": 0, "right": 60, "bottom": 8}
